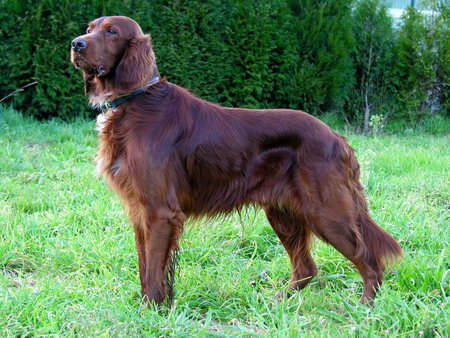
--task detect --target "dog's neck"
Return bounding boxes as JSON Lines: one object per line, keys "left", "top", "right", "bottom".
{"left": 150, "top": 62, "right": 160, "bottom": 81}
{"left": 87, "top": 64, "right": 160, "bottom": 109}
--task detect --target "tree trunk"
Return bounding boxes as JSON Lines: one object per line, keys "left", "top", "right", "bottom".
{"left": 363, "top": 90, "right": 370, "bottom": 134}
{"left": 363, "top": 40, "right": 373, "bottom": 134}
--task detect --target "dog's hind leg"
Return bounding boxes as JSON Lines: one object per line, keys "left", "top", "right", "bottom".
{"left": 302, "top": 197, "right": 383, "bottom": 305}
{"left": 265, "top": 206, "right": 317, "bottom": 295}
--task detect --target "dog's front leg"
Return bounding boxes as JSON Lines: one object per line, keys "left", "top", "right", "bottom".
{"left": 133, "top": 205, "right": 184, "bottom": 305}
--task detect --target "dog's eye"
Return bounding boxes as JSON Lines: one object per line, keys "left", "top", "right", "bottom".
{"left": 86, "top": 28, "right": 92, "bottom": 34}
{"left": 107, "top": 28, "right": 117, "bottom": 35}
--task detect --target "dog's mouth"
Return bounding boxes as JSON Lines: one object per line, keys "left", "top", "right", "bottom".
{"left": 71, "top": 52, "right": 94, "bottom": 72}
{"left": 71, "top": 52, "right": 108, "bottom": 76}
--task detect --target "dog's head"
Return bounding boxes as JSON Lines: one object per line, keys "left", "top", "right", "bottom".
{"left": 70, "top": 16, "right": 157, "bottom": 95}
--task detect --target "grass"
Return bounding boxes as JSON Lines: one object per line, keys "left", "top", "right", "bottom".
{"left": 0, "top": 105, "right": 448, "bottom": 337}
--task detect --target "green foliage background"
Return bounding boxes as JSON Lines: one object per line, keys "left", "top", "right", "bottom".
{"left": 0, "top": 0, "right": 448, "bottom": 126}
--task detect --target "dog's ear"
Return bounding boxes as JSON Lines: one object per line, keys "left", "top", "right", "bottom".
{"left": 114, "top": 35, "right": 154, "bottom": 94}
{"left": 82, "top": 72, "right": 96, "bottom": 94}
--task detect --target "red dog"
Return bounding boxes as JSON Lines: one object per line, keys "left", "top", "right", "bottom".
{"left": 71, "top": 16, "right": 401, "bottom": 306}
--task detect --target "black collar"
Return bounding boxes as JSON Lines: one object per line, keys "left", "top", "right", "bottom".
{"left": 104, "top": 76, "right": 160, "bottom": 109}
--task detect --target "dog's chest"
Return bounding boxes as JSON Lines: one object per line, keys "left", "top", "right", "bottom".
{"left": 95, "top": 113, "right": 126, "bottom": 182}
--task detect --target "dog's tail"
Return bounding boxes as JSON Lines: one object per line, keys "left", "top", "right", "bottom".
{"left": 356, "top": 204, "right": 402, "bottom": 270}
{"left": 345, "top": 142, "right": 403, "bottom": 270}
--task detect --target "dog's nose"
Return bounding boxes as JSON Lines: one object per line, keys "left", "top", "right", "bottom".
{"left": 71, "top": 38, "right": 87, "bottom": 52}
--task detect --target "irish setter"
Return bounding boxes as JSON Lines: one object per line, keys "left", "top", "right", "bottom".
{"left": 71, "top": 16, "right": 401, "bottom": 306}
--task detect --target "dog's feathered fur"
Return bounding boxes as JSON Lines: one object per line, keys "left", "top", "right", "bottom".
{"left": 71, "top": 16, "right": 401, "bottom": 306}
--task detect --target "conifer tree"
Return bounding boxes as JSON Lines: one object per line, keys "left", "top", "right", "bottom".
{"left": 397, "top": 2, "right": 449, "bottom": 120}
{"left": 351, "top": 0, "right": 397, "bottom": 133}
{"left": 284, "top": 0, "right": 355, "bottom": 114}
{"left": 431, "top": 0, "right": 449, "bottom": 115}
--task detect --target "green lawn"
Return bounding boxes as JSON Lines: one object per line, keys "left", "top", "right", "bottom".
{"left": 0, "top": 106, "right": 448, "bottom": 336}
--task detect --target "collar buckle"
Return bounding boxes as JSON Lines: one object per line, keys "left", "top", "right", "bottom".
{"left": 104, "top": 101, "right": 113, "bottom": 110}
{"left": 103, "top": 76, "right": 160, "bottom": 110}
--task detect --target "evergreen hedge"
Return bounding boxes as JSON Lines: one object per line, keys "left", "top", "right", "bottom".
{"left": 0, "top": 0, "right": 448, "bottom": 126}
